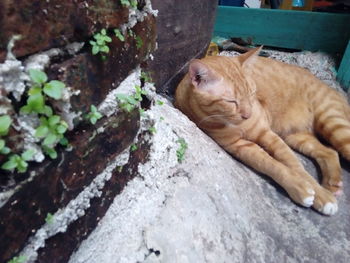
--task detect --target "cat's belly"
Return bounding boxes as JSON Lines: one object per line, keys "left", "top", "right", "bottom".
{"left": 270, "top": 105, "right": 313, "bottom": 136}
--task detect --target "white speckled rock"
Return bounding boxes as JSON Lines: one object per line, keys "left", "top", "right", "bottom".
{"left": 69, "top": 97, "right": 350, "bottom": 263}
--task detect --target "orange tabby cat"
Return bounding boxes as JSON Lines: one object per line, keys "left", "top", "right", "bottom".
{"left": 175, "top": 47, "right": 350, "bottom": 215}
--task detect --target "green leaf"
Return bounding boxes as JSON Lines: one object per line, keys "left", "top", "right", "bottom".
{"left": 45, "top": 213, "right": 54, "bottom": 224}
{"left": 90, "top": 105, "right": 97, "bottom": 112}
{"left": 7, "top": 255, "right": 27, "bottom": 263}
{"left": 149, "top": 126, "right": 156, "bottom": 134}
{"left": 116, "top": 93, "right": 128, "bottom": 101}
{"left": 29, "top": 69, "right": 47, "bottom": 84}
{"left": 127, "top": 96, "right": 138, "bottom": 105}
{"left": 139, "top": 108, "right": 145, "bottom": 117}
{"left": 104, "top": 35, "right": 112, "bottom": 43}
{"left": 94, "top": 33, "right": 102, "bottom": 40}
{"left": 43, "top": 105, "right": 53, "bottom": 117}
{"left": 28, "top": 92, "right": 45, "bottom": 112}
{"left": 48, "top": 115, "right": 60, "bottom": 126}
{"left": 0, "top": 139, "right": 5, "bottom": 150}
{"left": 21, "top": 149, "right": 36, "bottom": 161}
{"left": 156, "top": 100, "right": 164, "bottom": 105}
{"left": 121, "top": 0, "right": 130, "bottom": 7}
{"left": 94, "top": 112, "right": 102, "bottom": 119}
{"left": 44, "top": 81, "right": 64, "bottom": 100}
{"left": 101, "top": 29, "right": 107, "bottom": 35}
{"left": 43, "top": 146, "right": 58, "bottom": 159}
{"left": 1, "top": 146, "right": 11, "bottom": 155}
{"left": 56, "top": 123, "right": 68, "bottom": 134}
{"left": 17, "top": 161, "right": 28, "bottom": 173}
{"left": 114, "top": 29, "right": 125, "bottom": 42}
{"left": 89, "top": 40, "right": 96, "bottom": 45}
{"left": 130, "top": 0, "right": 138, "bottom": 8}
{"left": 0, "top": 115, "right": 12, "bottom": 136}
{"left": 1, "top": 156, "right": 18, "bottom": 170}
{"left": 20, "top": 105, "right": 32, "bottom": 114}
{"left": 39, "top": 116, "right": 49, "bottom": 126}
{"left": 100, "top": 45, "right": 110, "bottom": 53}
{"left": 121, "top": 103, "right": 134, "bottom": 112}
{"left": 28, "top": 86, "right": 42, "bottom": 96}
{"left": 92, "top": 45, "right": 100, "bottom": 55}
{"left": 35, "top": 125, "right": 49, "bottom": 138}
{"left": 130, "top": 143, "right": 137, "bottom": 152}
{"left": 90, "top": 116, "right": 97, "bottom": 125}
{"left": 135, "top": 35, "right": 143, "bottom": 49}
{"left": 43, "top": 133, "right": 57, "bottom": 146}
{"left": 59, "top": 137, "right": 69, "bottom": 146}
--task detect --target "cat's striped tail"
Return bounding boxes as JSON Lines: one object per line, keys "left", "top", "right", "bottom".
{"left": 314, "top": 88, "right": 350, "bottom": 161}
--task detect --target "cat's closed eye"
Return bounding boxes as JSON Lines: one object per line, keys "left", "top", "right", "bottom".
{"left": 225, "top": 99, "right": 238, "bottom": 106}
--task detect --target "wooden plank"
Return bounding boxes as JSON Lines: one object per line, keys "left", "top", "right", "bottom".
{"left": 337, "top": 41, "right": 350, "bottom": 90}
{"left": 148, "top": 0, "right": 218, "bottom": 94}
{"left": 213, "top": 6, "right": 350, "bottom": 54}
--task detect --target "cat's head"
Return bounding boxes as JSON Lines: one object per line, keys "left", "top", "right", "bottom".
{"left": 189, "top": 47, "right": 261, "bottom": 125}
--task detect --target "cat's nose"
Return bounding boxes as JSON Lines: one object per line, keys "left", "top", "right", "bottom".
{"left": 241, "top": 109, "right": 251, "bottom": 119}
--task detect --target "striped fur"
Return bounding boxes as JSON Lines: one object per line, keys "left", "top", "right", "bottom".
{"left": 175, "top": 47, "right": 350, "bottom": 215}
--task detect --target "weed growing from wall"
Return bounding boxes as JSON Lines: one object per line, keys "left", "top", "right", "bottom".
{"left": 176, "top": 138, "right": 188, "bottom": 163}
{"left": 1, "top": 69, "right": 69, "bottom": 173}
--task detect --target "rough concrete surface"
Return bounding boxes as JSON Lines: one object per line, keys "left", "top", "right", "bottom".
{"left": 69, "top": 97, "right": 350, "bottom": 263}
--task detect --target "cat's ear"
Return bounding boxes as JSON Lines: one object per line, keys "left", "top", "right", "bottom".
{"left": 238, "top": 46, "right": 263, "bottom": 70}
{"left": 189, "top": 59, "right": 217, "bottom": 89}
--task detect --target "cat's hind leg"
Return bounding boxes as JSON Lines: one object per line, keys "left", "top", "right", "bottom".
{"left": 284, "top": 132, "right": 342, "bottom": 194}
{"left": 314, "top": 93, "right": 350, "bottom": 161}
{"left": 285, "top": 132, "right": 339, "bottom": 214}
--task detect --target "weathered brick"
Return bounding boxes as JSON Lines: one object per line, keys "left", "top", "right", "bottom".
{"left": 0, "top": 110, "right": 140, "bottom": 262}
{"left": 0, "top": 0, "right": 129, "bottom": 62}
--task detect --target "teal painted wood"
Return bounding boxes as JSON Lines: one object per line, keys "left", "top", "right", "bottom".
{"left": 337, "top": 41, "right": 350, "bottom": 90}
{"left": 214, "top": 6, "right": 350, "bottom": 54}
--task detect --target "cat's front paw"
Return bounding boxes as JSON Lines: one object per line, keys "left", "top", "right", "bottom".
{"left": 284, "top": 179, "right": 315, "bottom": 208}
{"left": 312, "top": 186, "right": 338, "bottom": 216}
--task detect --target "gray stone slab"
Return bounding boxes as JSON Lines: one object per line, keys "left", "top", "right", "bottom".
{"left": 69, "top": 100, "right": 350, "bottom": 263}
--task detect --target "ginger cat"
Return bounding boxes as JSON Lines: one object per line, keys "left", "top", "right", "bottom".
{"left": 175, "top": 47, "right": 350, "bottom": 216}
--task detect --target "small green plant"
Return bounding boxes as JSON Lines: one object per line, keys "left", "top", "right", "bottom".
{"left": 1, "top": 69, "right": 69, "bottom": 172}
{"left": 117, "top": 166, "right": 123, "bottom": 173}
{"left": 134, "top": 85, "right": 147, "bottom": 101}
{"left": 90, "top": 29, "right": 112, "bottom": 59}
{"left": 114, "top": 29, "right": 125, "bottom": 42}
{"left": 0, "top": 115, "right": 12, "bottom": 155}
{"left": 120, "top": 0, "right": 130, "bottom": 6}
{"left": 86, "top": 105, "right": 103, "bottom": 125}
{"left": 45, "top": 213, "right": 54, "bottom": 224}
{"left": 128, "top": 29, "right": 135, "bottom": 38}
{"left": 20, "top": 69, "right": 64, "bottom": 116}
{"left": 148, "top": 126, "right": 156, "bottom": 134}
{"left": 130, "top": 143, "right": 138, "bottom": 152}
{"left": 139, "top": 108, "right": 146, "bottom": 117}
{"left": 0, "top": 139, "right": 11, "bottom": 155}
{"left": 135, "top": 35, "right": 143, "bottom": 49}
{"left": 140, "top": 71, "right": 152, "bottom": 83}
{"left": 176, "top": 138, "right": 188, "bottom": 163}
{"left": 116, "top": 94, "right": 138, "bottom": 112}
{"left": 7, "top": 255, "right": 27, "bottom": 263}
{"left": 160, "top": 116, "right": 165, "bottom": 121}
{"left": 35, "top": 115, "right": 68, "bottom": 147}
{"left": 1, "top": 149, "right": 35, "bottom": 173}
{"left": 116, "top": 85, "right": 147, "bottom": 113}
{"left": 130, "top": 0, "right": 138, "bottom": 8}
{"left": 156, "top": 100, "right": 164, "bottom": 106}
{"left": 0, "top": 115, "right": 12, "bottom": 136}
{"left": 120, "top": 0, "right": 137, "bottom": 8}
